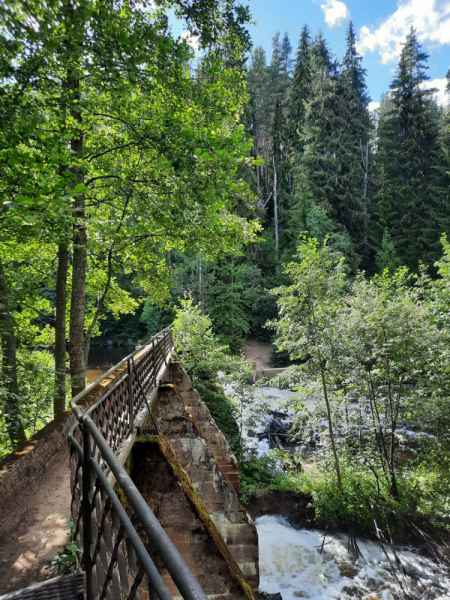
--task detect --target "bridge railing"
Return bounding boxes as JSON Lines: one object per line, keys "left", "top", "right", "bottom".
{"left": 69, "top": 327, "right": 208, "bottom": 600}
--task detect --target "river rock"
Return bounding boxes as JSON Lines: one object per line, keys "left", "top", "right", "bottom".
{"left": 337, "top": 559, "right": 360, "bottom": 578}
{"left": 341, "top": 585, "right": 363, "bottom": 598}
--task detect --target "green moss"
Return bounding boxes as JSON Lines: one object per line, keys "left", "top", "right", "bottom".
{"left": 153, "top": 433, "right": 256, "bottom": 600}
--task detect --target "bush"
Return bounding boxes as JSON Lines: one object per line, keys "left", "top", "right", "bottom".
{"left": 239, "top": 452, "right": 279, "bottom": 506}
{"left": 266, "top": 453, "right": 450, "bottom": 540}
{"left": 0, "top": 350, "right": 56, "bottom": 458}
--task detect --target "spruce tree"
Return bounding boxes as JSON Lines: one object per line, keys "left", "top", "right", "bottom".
{"left": 339, "top": 21, "right": 372, "bottom": 261}
{"left": 375, "top": 28, "right": 447, "bottom": 269}
{"left": 247, "top": 46, "right": 271, "bottom": 192}
{"left": 290, "top": 25, "right": 312, "bottom": 151}
{"left": 291, "top": 30, "right": 368, "bottom": 266}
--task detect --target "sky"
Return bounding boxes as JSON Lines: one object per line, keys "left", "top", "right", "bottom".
{"left": 243, "top": 0, "right": 450, "bottom": 109}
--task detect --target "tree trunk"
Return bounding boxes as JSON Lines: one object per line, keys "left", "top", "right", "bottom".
{"left": 0, "top": 257, "right": 26, "bottom": 447}
{"left": 68, "top": 70, "right": 87, "bottom": 398}
{"left": 273, "top": 156, "right": 279, "bottom": 262}
{"left": 318, "top": 347, "right": 342, "bottom": 489}
{"left": 54, "top": 242, "right": 69, "bottom": 416}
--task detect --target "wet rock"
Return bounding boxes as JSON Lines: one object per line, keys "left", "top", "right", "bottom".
{"left": 293, "top": 591, "right": 310, "bottom": 598}
{"left": 260, "top": 594, "right": 283, "bottom": 600}
{"left": 365, "top": 577, "right": 379, "bottom": 590}
{"left": 342, "top": 585, "right": 363, "bottom": 598}
{"left": 337, "top": 559, "right": 360, "bottom": 578}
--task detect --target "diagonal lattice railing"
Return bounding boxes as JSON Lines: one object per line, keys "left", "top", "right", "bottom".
{"left": 69, "top": 328, "right": 208, "bottom": 600}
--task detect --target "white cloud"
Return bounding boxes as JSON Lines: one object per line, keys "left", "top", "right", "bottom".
{"left": 358, "top": 0, "right": 450, "bottom": 64}
{"left": 368, "top": 101, "right": 381, "bottom": 112}
{"left": 421, "top": 77, "right": 449, "bottom": 106}
{"left": 180, "top": 31, "right": 200, "bottom": 51}
{"left": 320, "top": 0, "right": 350, "bottom": 29}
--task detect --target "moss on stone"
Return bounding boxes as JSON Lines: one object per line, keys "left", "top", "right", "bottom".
{"left": 154, "top": 433, "right": 255, "bottom": 600}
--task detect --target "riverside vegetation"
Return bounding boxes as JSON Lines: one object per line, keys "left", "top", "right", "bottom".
{"left": 2, "top": 0, "right": 450, "bottom": 563}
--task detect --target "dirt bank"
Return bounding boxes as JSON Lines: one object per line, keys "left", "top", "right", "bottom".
{"left": 242, "top": 340, "right": 272, "bottom": 379}
{"left": 247, "top": 489, "right": 315, "bottom": 530}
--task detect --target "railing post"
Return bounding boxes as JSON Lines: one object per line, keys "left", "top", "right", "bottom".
{"left": 128, "top": 358, "right": 135, "bottom": 433}
{"left": 152, "top": 337, "right": 157, "bottom": 386}
{"left": 148, "top": 583, "right": 158, "bottom": 600}
{"left": 82, "top": 425, "right": 93, "bottom": 600}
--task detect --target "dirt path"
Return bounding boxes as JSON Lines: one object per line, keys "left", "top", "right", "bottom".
{"left": 242, "top": 340, "right": 272, "bottom": 379}
{"left": 0, "top": 454, "right": 71, "bottom": 594}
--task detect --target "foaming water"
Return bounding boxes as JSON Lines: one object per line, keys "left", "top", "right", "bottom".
{"left": 256, "top": 515, "right": 450, "bottom": 600}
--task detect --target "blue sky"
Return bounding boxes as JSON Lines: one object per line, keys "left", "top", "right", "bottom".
{"left": 169, "top": 0, "right": 450, "bottom": 109}
{"left": 244, "top": 0, "right": 450, "bottom": 108}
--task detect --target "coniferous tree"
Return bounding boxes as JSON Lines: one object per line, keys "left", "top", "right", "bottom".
{"left": 375, "top": 28, "right": 447, "bottom": 269}
{"left": 290, "top": 25, "right": 311, "bottom": 151}
{"left": 247, "top": 46, "right": 271, "bottom": 193}
{"left": 291, "top": 32, "right": 366, "bottom": 266}
{"left": 338, "top": 21, "right": 372, "bottom": 259}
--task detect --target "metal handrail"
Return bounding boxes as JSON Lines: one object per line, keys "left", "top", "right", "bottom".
{"left": 69, "top": 328, "right": 170, "bottom": 420}
{"left": 69, "top": 327, "right": 209, "bottom": 600}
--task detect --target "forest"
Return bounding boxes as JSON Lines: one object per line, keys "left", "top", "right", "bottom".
{"left": 2, "top": 0, "right": 450, "bottom": 560}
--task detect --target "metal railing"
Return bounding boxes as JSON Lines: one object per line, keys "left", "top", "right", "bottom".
{"left": 69, "top": 328, "right": 208, "bottom": 600}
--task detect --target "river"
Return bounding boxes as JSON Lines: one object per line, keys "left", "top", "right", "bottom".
{"left": 233, "top": 381, "right": 450, "bottom": 600}
{"left": 86, "top": 344, "right": 135, "bottom": 382}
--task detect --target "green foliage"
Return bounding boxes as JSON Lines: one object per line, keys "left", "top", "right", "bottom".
{"left": 374, "top": 28, "right": 448, "bottom": 269}
{"left": 173, "top": 296, "right": 233, "bottom": 380}
{"left": 141, "top": 299, "right": 175, "bottom": 337}
{"left": 375, "top": 228, "right": 401, "bottom": 274}
{"left": 0, "top": 350, "right": 56, "bottom": 458}
{"left": 195, "top": 379, "right": 240, "bottom": 457}
{"left": 239, "top": 452, "right": 279, "bottom": 506}
{"left": 0, "top": 0, "right": 260, "bottom": 450}
{"left": 269, "top": 456, "right": 450, "bottom": 538}
{"left": 266, "top": 234, "right": 450, "bottom": 537}
{"left": 49, "top": 523, "right": 81, "bottom": 577}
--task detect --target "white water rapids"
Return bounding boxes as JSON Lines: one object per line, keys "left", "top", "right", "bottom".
{"left": 225, "top": 382, "right": 450, "bottom": 599}
{"left": 256, "top": 515, "right": 450, "bottom": 599}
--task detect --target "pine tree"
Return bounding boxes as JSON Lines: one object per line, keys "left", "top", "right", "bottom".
{"left": 280, "top": 32, "right": 294, "bottom": 78}
{"left": 342, "top": 21, "right": 370, "bottom": 109}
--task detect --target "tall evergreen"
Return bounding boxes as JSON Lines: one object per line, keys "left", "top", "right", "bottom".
{"left": 339, "top": 21, "right": 372, "bottom": 260}
{"left": 247, "top": 46, "right": 271, "bottom": 192}
{"left": 290, "top": 25, "right": 311, "bottom": 151}
{"left": 290, "top": 30, "right": 369, "bottom": 266}
{"left": 280, "top": 32, "right": 294, "bottom": 78}
{"left": 270, "top": 32, "right": 292, "bottom": 112}
{"left": 342, "top": 21, "right": 370, "bottom": 109}
{"left": 375, "top": 28, "right": 447, "bottom": 268}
